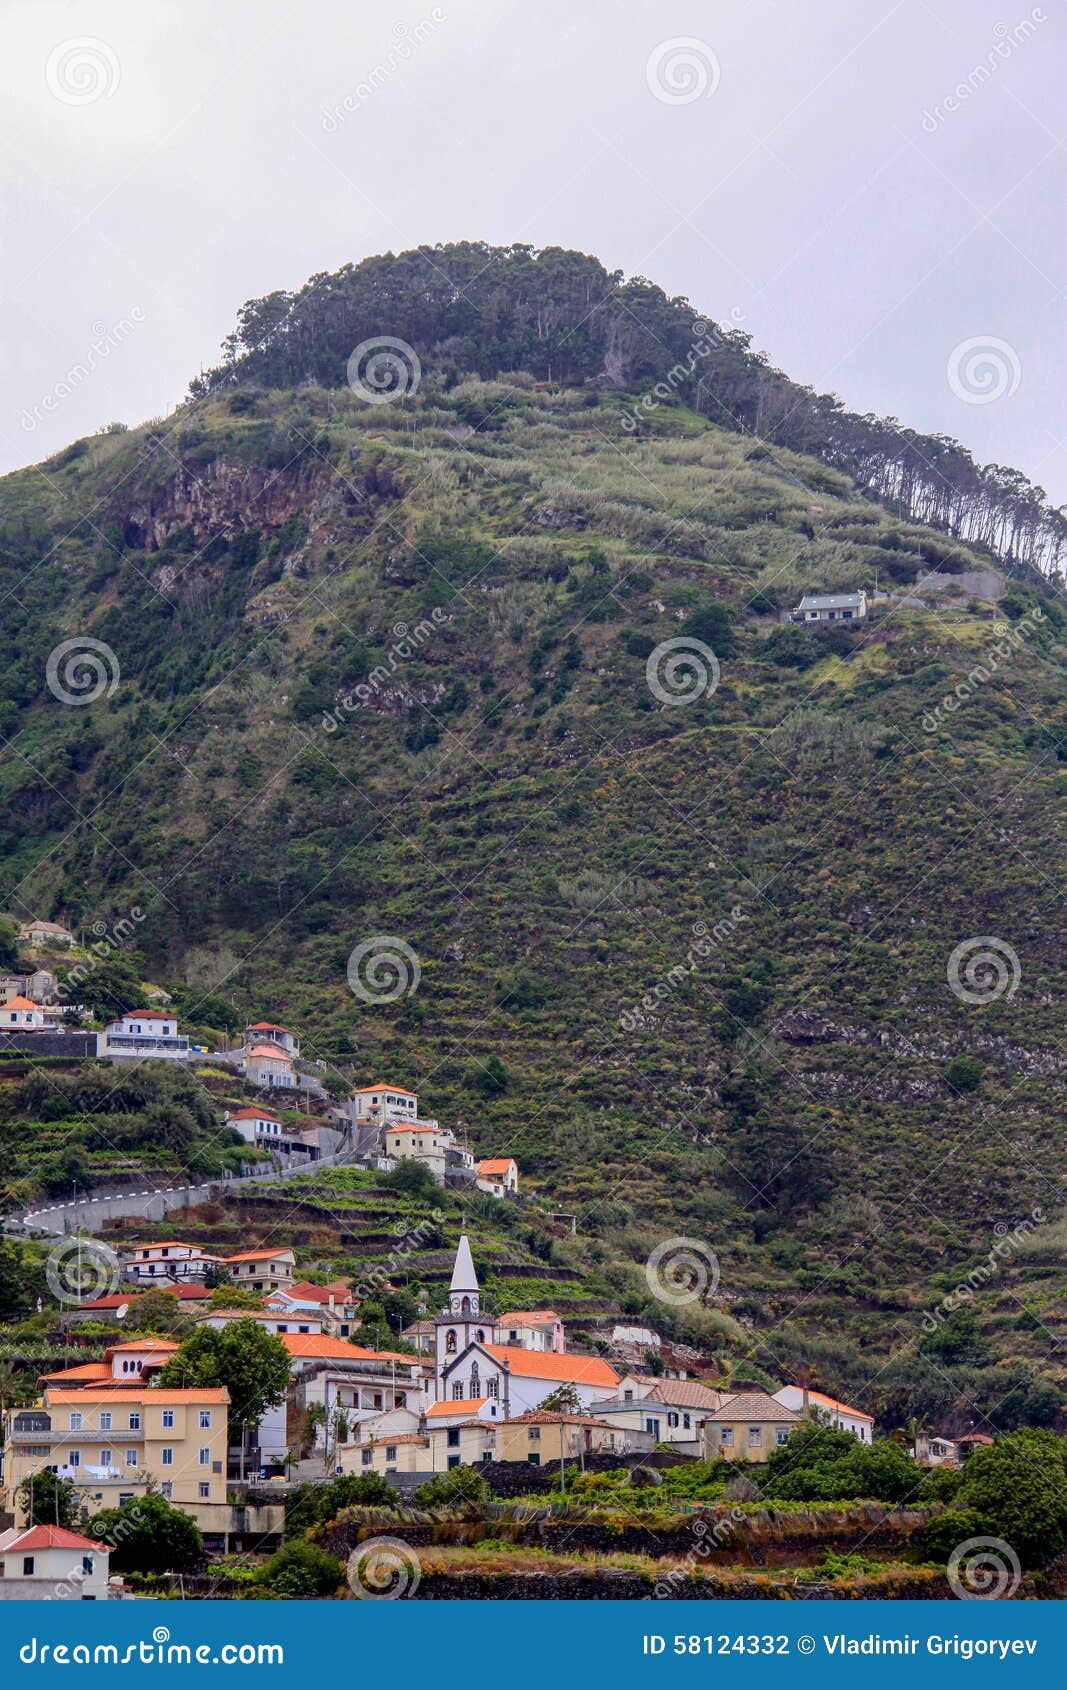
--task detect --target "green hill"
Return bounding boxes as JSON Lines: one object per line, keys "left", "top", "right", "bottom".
{"left": 1, "top": 243, "right": 1065, "bottom": 1433}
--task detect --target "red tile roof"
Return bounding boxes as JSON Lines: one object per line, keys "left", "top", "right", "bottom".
{"left": 1, "top": 995, "right": 40, "bottom": 1010}
{"left": 484, "top": 1346, "right": 620, "bottom": 1388}
{"left": 426, "top": 1398, "right": 489, "bottom": 1417}
{"left": 5, "top": 1525, "right": 105, "bottom": 1554}
{"left": 46, "top": 1387, "right": 228, "bottom": 1404}
{"left": 280, "top": 1333, "right": 414, "bottom": 1364}
{"left": 246, "top": 1021, "right": 292, "bottom": 1033}
{"left": 227, "top": 1107, "right": 281, "bottom": 1122}
{"left": 245, "top": 1043, "right": 292, "bottom": 1061}
{"left": 476, "top": 1158, "right": 516, "bottom": 1175}
{"left": 497, "top": 1310, "right": 558, "bottom": 1326}
{"left": 39, "top": 1362, "right": 112, "bottom": 1385}
{"left": 223, "top": 1247, "right": 294, "bottom": 1263}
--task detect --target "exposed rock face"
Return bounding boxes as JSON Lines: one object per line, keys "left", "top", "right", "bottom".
{"left": 120, "top": 456, "right": 335, "bottom": 552}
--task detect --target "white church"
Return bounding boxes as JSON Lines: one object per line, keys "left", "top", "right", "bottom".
{"left": 432, "top": 1235, "right": 620, "bottom": 1414}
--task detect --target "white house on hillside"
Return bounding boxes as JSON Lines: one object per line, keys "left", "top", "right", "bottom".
{"left": 791, "top": 590, "right": 868, "bottom": 625}
{"left": 99, "top": 1011, "right": 190, "bottom": 1061}
{"left": 0, "top": 1524, "right": 117, "bottom": 1599}
{"left": 225, "top": 1106, "right": 283, "bottom": 1147}
{"left": 475, "top": 1157, "right": 519, "bottom": 1197}
{"left": 242, "top": 1021, "right": 301, "bottom": 1058}
{"left": 773, "top": 1385, "right": 873, "bottom": 1441}
{"left": 243, "top": 1043, "right": 295, "bottom": 1089}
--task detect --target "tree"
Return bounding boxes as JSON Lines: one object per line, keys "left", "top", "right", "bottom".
{"left": 18, "top": 1471, "right": 85, "bottom": 1530}
{"left": 203, "top": 1263, "right": 233, "bottom": 1290}
{"left": 0, "top": 1240, "right": 47, "bottom": 1322}
{"left": 285, "top": 1471, "right": 395, "bottom": 1535}
{"left": 122, "top": 1289, "right": 183, "bottom": 1333}
{"left": 206, "top": 1283, "right": 262, "bottom": 1309}
{"left": 159, "top": 1319, "right": 290, "bottom": 1452}
{"left": 91, "top": 1492, "right": 202, "bottom": 1574}
{"left": 414, "top": 1465, "right": 490, "bottom": 1507}
{"left": 954, "top": 1429, "right": 1067, "bottom": 1567}
{"left": 539, "top": 1384, "right": 580, "bottom": 1413}
{"left": 260, "top": 1539, "right": 342, "bottom": 1596}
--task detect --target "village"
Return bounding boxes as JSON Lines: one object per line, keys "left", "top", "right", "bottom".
{"left": 0, "top": 931, "right": 1046, "bottom": 1601}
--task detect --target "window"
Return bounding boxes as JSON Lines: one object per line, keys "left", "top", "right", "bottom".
{"left": 486, "top": 1378, "right": 498, "bottom": 1399}
{"left": 748, "top": 1427, "right": 763, "bottom": 1447}
{"left": 683, "top": 1414, "right": 691, "bottom": 1430}
{"left": 99, "top": 1449, "right": 112, "bottom": 1466}
{"left": 447, "top": 1455, "right": 460, "bottom": 1470}
{"left": 161, "top": 1448, "right": 174, "bottom": 1466}
{"left": 161, "top": 1483, "right": 173, "bottom": 1500}
{"left": 82, "top": 1556, "right": 93, "bottom": 1576}
{"left": 162, "top": 1410, "right": 175, "bottom": 1429}
{"left": 126, "top": 1450, "right": 139, "bottom": 1466}
{"left": 23, "top": 1556, "right": 35, "bottom": 1576}
{"left": 527, "top": 1453, "right": 540, "bottom": 1467}
{"left": 445, "top": 1330, "right": 457, "bottom": 1353}
{"left": 720, "top": 1427, "right": 734, "bottom": 1446}
{"left": 452, "top": 1383, "right": 464, "bottom": 1400}
{"left": 129, "top": 1413, "right": 141, "bottom": 1431}
{"left": 199, "top": 1410, "right": 212, "bottom": 1429}
{"left": 776, "top": 1428, "right": 790, "bottom": 1446}
{"left": 69, "top": 1450, "right": 81, "bottom": 1466}
{"left": 667, "top": 1411, "right": 679, "bottom": 1428}
{"left": 199, "top": 1447, "right": 210, "bottom": 1465}
{"left": 476, "top": 1329, "right": 485, "bottom": 1343}
{"left": 99, "top": 1413, "right": 112, "bottom": 1431}
{"left": 623, "top": 1389, "right": 633, "bottom": 1402}
{"left": 198, "top": 1482, "right": 210, "bottom": 1499}
{"left": 119, "top": 1493, "right": 134, "bottom": 1505}
{"left": 69, "top": 1412, "right": 83, "bottom": 1431}
{"left": 385, "top": 1446, "right": 397, "bottom": 1461}
{"left": 361, "top": 1449, "right": 372, "bottom": 1467}
{"left": 373, "top": 1393, "right": 382, "bottom": 1409}
{"left": 447, "top": 1428, "right": 460, "bottom": 1447}
{"left": 528, "top": 1427, "right": 540, "bottom": 1442}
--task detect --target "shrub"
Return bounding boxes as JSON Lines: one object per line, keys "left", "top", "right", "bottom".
{"left": 261, "top": 1540, "right": 343, "bottom": 1597}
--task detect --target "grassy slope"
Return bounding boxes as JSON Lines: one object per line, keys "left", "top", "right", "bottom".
{"left": 0, "top": 376, "right": 1064, "bottom": 1425}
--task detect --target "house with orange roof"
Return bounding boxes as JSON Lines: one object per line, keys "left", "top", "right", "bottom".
{"left": 39, "top": 1337, "right": 180, "bottom": 1391}
{"left": 243, "top": 1042, "right": 295, "bottom": 1089}
{"left": 773, "top": 1385, "right": 874, "bottom": 1442}
{"left": 475, "top": 1156, "right": 519, "bottom": 1197}
{"left": 119, "top": 1240, "right": 222, "bottom": 1284}
{"left": 3, "top": 1386, "right": 229, "bottom": 1525}
{"left": 225, "top": 1105, "right": 283, "bottom": 1148}
{"left": 242, "top": 1020, "right": 301, "bottom": 1059}
{"left": 66, "top": 1285, "right": 210, "bottom": 1324}
{"left": 0, "top": 1522, "right": 122, "bottom": 1600}
{"left": 221, "top": 1246, "right": 295, "bottom": 1292}
{"left": 0, "top": 994, "right": 47, "bottom": 1030}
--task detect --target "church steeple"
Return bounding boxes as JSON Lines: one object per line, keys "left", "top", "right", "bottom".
{"left": 448, "top": 1233, "right": 479, "bottom": 1315}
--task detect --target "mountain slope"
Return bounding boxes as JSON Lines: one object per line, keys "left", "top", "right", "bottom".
{"left": 1, "top": 249, "right": 1065, "bottom": 1431}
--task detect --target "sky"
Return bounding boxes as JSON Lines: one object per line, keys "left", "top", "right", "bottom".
{"left": 1, "top": 0, "right": 1063, "bottom": 503}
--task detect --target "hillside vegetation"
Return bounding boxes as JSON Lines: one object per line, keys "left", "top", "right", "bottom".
{"left": 0, "top": 244, "right": 1065, "bottom": 1433}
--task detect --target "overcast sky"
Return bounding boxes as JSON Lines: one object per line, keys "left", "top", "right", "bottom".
{"left": 2, "top": 0, "right": 1063, "bottom": 503}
